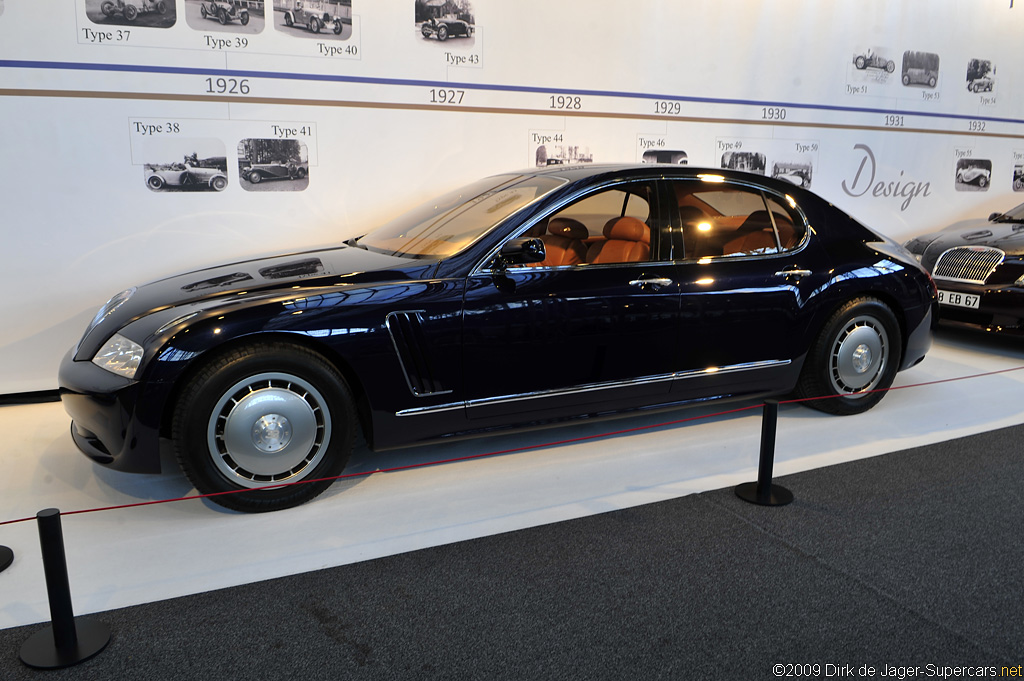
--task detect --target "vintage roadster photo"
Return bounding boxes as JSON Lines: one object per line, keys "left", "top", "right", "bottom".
{"left": 904, "top": 201, "right": 1024, "bottom": 334}
{"left": 956, "top": 164, "right": 991, "bottom": 188}
{"left": 60, "top": 165, "right": 935, "bottom": 512}
{"left": 281, "top": 0, "right": 344, "bottom": 34}
{"left": 145, "top": 154, "right": 229, "bottom": 192}
{"left": 199, "top": 0, "right": 249, "bottom": 25}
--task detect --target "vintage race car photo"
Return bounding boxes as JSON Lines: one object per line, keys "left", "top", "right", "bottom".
{"left": 853, "top": 52, "right": 895, "bottom": 73}
{"left": 199, "top": 0, "right": 249, "bottom": 25}
{"left": 60, "top": 165, "right": 936, "bottom": 512}
{"left": 904, "top": 201, "right": 1024, "bottom": 334}
{"left": 100, "top": 0, "right": 167, "bottom": 21}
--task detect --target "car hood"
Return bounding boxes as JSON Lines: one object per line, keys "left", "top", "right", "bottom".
{"left": 914, "top": 219, "right": 1024, "bottom": 270}
{"left": 76, "top": 244, "right": 434, "bottom": 358}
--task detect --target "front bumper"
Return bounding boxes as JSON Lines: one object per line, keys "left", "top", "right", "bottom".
{"left": 58, "top": 347, "right": 164, "bottom": 474}
{"left": 934, "top": 283, "right": 1024, "bottom": 335}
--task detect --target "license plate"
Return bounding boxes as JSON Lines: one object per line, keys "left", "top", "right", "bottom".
{"left": 938, "top": 290, "right": 980, "bottom": 309}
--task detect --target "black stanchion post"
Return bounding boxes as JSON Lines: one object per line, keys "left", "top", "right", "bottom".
{"left": 0, "top": 545, "right": 13, "bottom": 573}
{"left": 735, "top": 400, "right": 794, "bottom": 506}
{"left": 19, "top": 508, "right": 110, "bottom": 669}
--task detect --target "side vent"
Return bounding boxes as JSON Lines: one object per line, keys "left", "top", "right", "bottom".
{"left": 385, "top": 311, "right": 452, "bottom": 397}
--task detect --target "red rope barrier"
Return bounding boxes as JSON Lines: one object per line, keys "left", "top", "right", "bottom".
{"left": 2, "top": 363, "right": 1024, "bottom": 526}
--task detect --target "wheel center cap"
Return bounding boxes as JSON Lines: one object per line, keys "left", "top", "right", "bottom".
{"left": 851, "top": 344, "right": 873, "bottom": 373}
{"left": 252, "top": 414, "right": 293, "bottom": 453}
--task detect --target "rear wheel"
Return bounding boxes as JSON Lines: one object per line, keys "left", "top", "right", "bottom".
{"left": 172, "top": 343, "right": 356, "bottom": 512}
{"left": 795, "top": 298, "right": 901, "bottom": 415}
{"left": 437, "top": 24, "right": 448, "bottom": 40}
{"left": 124, "top": 3, "right": 138, "bottom": 20}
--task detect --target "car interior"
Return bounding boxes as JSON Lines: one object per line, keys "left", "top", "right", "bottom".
{"left": 518, "top": 180, "right": 804, "bottom": 267}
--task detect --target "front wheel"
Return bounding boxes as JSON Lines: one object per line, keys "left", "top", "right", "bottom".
{"left": 794, "top": 298, "right": 902, "bottom": 415}
{"left": 200, "top": 4, "right": 207, "bottom": 17}
{"left": 309, "top": 16, "right": 321, "bottom": 33}
{"left": 284, "top": 12, "right": 293, "bottom": 26}
{"left": 437, "top": 24, "right": 448, "bottom": 40}
{"left": 124, "top": 3, "right": 138, "bottom": 20}
{"left": 172, "top": 343, "right": 356, "bottom": 512}
{"left": 240, "top": 12, "right": 249, "bottom": 25}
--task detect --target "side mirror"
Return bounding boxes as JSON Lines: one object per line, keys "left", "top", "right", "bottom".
{"left": 499, "top": 237, "right": 546, "bottom": 265}
{"left": 989, "top": 212, "right": 1004, "bottom": 222}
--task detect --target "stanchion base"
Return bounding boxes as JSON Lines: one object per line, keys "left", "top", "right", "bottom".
{"left": 734, "top": 482, "right": 794, "bottom": 507}
{"left": 19, "top": 617, "right": 110, "bottom": 669}
{"left": 0, "top": 545, "right": 12, "bottom": 573}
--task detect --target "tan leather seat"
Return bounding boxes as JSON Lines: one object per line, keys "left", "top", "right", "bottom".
{"left": 722, "top": 210, "right": 779, "bottom": 256}
{"left": 539, "top": 217, "right": 588, "bottom": 266}
{"left": 586, "top": 217, "right": 650, "bottom": 264}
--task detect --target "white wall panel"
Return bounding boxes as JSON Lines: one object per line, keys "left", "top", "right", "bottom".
{"left": 2, "top": 0, "right": 1023, "bottom": 392}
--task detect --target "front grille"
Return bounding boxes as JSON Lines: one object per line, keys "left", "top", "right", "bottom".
{"left": 933, "top": 246, "right": 1004, "bottom": 284}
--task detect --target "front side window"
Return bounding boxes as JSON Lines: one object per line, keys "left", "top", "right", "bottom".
{"left": 358, "top": 174, "right": 566, "bottom": 258}
{"left": 672, "top": 181, "right": 806, "bottom": 260}
{"left": 516, "top": 182, "right": 658, "bottom": 268}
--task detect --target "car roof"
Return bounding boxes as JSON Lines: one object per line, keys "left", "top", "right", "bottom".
{"left": 512, "top": 163, "right": 810, "bottom": 197}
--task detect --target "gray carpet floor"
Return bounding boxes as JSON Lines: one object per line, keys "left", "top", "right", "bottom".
{"left": 1, "top": 424, "right": 1021, "bottom": 680}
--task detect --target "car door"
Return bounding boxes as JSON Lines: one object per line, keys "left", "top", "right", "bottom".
{"left": 665, "top": 177, "right": 828, "bottom": 399}
{"left": 461, "top": 179, "right": 682, "bottom": 421}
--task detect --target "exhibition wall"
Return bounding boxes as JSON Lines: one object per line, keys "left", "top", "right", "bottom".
{"left": 1, "top": 0, "right": 1022, "bottom": 393}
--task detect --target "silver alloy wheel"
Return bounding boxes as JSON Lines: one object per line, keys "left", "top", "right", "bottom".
{"left": 828, "top": 315, "right": 888, "bottom": 398}
{"left": 207, "top": 372, "right": 331, "bottom": 488}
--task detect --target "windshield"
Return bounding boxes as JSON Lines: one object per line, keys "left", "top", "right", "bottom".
{"left": 357, "top": 174, "right": 567, "bottom": 258}
{"left": 993, "top": 202, "right": 1024, "bottom": 223}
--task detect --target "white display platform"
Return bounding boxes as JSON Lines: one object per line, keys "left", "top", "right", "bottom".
{"left": 1, "top": 329, "right": 1022, "bottom": 630}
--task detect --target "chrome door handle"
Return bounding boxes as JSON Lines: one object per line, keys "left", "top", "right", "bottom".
{"left": 629, "top": 277, "right": 674, "bottom": 289}
{"left": 775, "top": 269, "right": 812, "bottom": 279}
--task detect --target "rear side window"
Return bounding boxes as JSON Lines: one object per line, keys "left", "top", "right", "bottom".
{"left": 673, "top": 181, "right": 806, "bottom": 260}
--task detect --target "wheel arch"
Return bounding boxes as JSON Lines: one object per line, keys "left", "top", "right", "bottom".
{"left": 158, "top": 331, "right": 373, "bottom": 447}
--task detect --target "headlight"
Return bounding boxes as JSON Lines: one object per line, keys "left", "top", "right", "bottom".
{"left": 91, "top": 333, "right": 144, "bottom": 379}
{"left": 86, "top": 288, "right": 136, "bottom": 336}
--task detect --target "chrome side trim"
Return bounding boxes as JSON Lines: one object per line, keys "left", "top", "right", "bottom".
{"left": 395, "top": 359, "right": 791, "bottom": 417}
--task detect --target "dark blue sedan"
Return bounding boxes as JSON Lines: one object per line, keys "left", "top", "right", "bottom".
{"left": 60, "top": 164, "right": 936, "bottom": 511}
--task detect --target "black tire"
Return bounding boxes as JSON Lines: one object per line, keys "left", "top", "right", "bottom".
{"left": 333, "top": 19, "right": 342, "bottom": 34}
{"left": 437, "top": 24, "right": 448, "bottom": 40}
{"left": 421, "top": 24, "right": 431, "bottom": 37}
{"left": 218, "top": 8, "right": 228, "bottom": 24}
{"left": 295, "top": 167, "right": 306, "bottom": 179}
{"left": 172, "top": 343, "right": 356, "bottom": 512}
{"left": 1014, "top": 178, "right": 1022, "bottom": 191}
{"left": 210, "top": 175, "right": 228, "bottom": 191}
{"left": 855, "top": 56, "right": 866, "bottom": 70}
{"left": 794, "top": 298, "right": 902, "bottom": 415}
{"left": 284, "top": 12, "right": 293, "bottom": 26}
{"left": 309, "top": 16, "right": 321, "bottom": 33}
{"left": 902, "top": 74, "right": 910, "bottom": 86}
{"left": 928, "top": 76, "right": 936, "bottom": 87}
{"left": 978, "top": 175, "right": 988, "bottom": 188}
{"left": 248, "top": 170, "right": 263, "bottom": 183}
{"left": 200, "top": 4, "right": 207, "bottom": 17}
{"left": 124, "top": 3, "right": 138, "bottom": 20}
{"left": 101, "top": 1, "right": 115, "bottom": 15}
{"left": 886, "top": 60, "right": 894, "bottom": 73}
{"left": 240, "top": 12, "right": 249, "bottom": 25}
{"left": 147, "top": 175, "right": 165, "bottom": 190}
{"left": 156, "top": 0, "right": 166, "bottom": 14}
